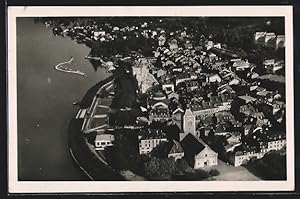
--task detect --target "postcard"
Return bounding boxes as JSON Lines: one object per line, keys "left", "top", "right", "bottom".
{"left": 7, "top": 6, "right": 294, "bottom": 193}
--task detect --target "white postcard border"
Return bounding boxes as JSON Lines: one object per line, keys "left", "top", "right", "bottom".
{"left": 7, "top": 6, "right": 294, "bottom": 193}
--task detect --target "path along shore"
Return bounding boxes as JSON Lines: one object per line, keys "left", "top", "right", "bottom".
{"left": 68, "top": 76, "right": 125, "bottom": 181}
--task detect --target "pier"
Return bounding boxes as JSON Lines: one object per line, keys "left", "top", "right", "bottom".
{"left": 54, "top": 57, "right": 86, "bottom": 76}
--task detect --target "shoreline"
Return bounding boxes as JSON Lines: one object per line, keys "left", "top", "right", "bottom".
{"left": 69, "top": 148, "right": 95, "bottom": 180}
{"left": 68, "top": 76, "right": 125, "bottom": 181}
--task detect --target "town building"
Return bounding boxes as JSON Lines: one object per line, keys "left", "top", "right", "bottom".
{"left": 183, "top": 108, "right": 196, "bottom": 137}
{"left": 207, "top": 74, "right": 222, "bottom": 83}
{"left": 263, "top": 59, "right": 275, "bottom": 66}
{"left": 232, "top": 59, "right": 250, "bottom": 71}
{"left": 254, "top": 31, "right": 266, "bottom": 43}
{"left": 149, "top": 90, "right": 170, "bottom": 108}
{"left": 158, "top": 34, "right": 166, "bottom": 46}
{"left": 190, "top": 100, "right": 232, "bottom": 119}
{"left": 171, "top": 107, "right": 184, "bottom": 130}
{"left": 169, "top": 38, "right": 178, "bottom": 51}
{"left": 276, "top": 35, "right": 285, "bottom": 49}
{"left": 230, "top": 132, "right": 286, "bottom": 166}
{"left": 149, "top": 108, "right": 171, "bottom": 123}
{"left": 238, "top": 95, "right": 257, "bottom": 104}
{"left": 94, "top": 134, "right": 115, "bottom": 150}
{"left": 162, "top": 82, "right": 175, "bottom": 94}
{"left": 148, "top": 89, "right": 172, "bottom": 123}
{"left": 167, "top": 140, "right": 185, "bottom": 160}
{"left": 181, "top": 133, "right": 218, "bottom": 169}
{"left": 206, "top": 40, "right": 214, "bottom": 50}
{"left": 168, "top": 91, "right": 179, "bottom": 101}
{"left": 138, "top": 129, "right": 168, "bottom": 155}
{"left": 265, "top": 32, "right": 276, "bottom": 47}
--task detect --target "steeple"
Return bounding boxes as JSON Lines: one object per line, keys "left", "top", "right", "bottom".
{"left": 183, "top": 106, "right": 196, "bottom": 137}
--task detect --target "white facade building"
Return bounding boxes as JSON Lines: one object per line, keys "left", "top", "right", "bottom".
{"left": 94, "top": 134, "right": 115, "bottom": 150}
{"left": 232, "top": 138, "right": 286, "bottom": 167}
{"left": 138, "top": 129, "right": 168, "bottom": 155}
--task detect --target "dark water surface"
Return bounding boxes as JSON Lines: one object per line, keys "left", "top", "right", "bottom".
{"left": 17, "top": 18, "right": 109, "bottom": 180}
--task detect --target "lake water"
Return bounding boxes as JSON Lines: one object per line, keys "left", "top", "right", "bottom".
{"left": 17, "top": 18, "right": 109, "bottom": 180}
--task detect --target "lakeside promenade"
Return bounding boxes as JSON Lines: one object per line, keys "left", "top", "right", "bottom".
{"left": 68, "top": 76, "right": 125, "bottom": 181}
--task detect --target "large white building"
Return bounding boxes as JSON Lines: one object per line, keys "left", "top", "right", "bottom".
{"left": 138, "top": 129, "right": 168, "bottom": 155}
{"left": 94, "top": 134, "right": 115, "bottom": 151}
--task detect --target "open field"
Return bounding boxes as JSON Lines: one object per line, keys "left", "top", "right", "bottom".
{"left": 204, "top": 160, "right": 261, "bottom": 181}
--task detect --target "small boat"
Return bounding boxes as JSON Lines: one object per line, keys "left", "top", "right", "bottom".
{"left": 73, "top": 101, "right": 79, "bottom": 106}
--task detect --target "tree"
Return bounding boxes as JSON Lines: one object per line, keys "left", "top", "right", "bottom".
{"left": 144, "top": 157, "right": 176, "bottom": 179}
{"left": 209, "top": 169, "right": 220, "bottom": 177}
{"left": 86, "top": 131, "right": 97, "bottom": 145}
{"left": 211, "top": 114, "right": 217, "bottom": 126}
{"left": 110, "top": 61, "right": 138, "bottom": 109}
{"left": 175, "top": 158, "right": 191, "bottom": 174}
{"left": 247, "top": 151, "right": 286, "bottom": 180}
{"left": 105, "top": 131, "right": 143, "bottom": 174}
{"left": 208, "top": 129, "right": 215, "bottom": 141}
{"left": 230, "top": 97, "right": 241, "bottom": 120}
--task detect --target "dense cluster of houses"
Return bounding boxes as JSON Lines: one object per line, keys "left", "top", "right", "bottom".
{"left": 128, "top": 27, "right": 286, "bottom": 168}
{"left": 230, "top": 130, "right": 286, "bottom": 166}
{"left": 51, "top": 19, "right": 160, "bottom": 43}
{"left": 74, "top": 20, "right": 288, "bottom": 169}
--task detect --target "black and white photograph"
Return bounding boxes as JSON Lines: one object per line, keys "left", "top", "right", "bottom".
{"left": 7, "top": 6, "right": 294, "bottom": 192}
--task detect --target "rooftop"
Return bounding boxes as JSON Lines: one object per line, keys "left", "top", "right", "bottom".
{"left": 169, "top": 140, "right": 184, "bottom": 154}
{"left": 95, "top": 134, "right": 115, "bottom": 141}
{"left": 238, "top": 95, "right": 257, "bottom": 103}
{"left": 138, "top": 128, "right": 167, "bottom": 140}
{"left": 257, "top": 74, "right": 285, "bottom": 84}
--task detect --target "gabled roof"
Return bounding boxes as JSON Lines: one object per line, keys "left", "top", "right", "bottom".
{"left": 149, "top": 98, "right": 170, "bottom": 108}
{"left": 238, "top": 95, "right": 257, "bottom": 103}
{"left": 180, "top": 133, "right": 211, "bottom": 157}
{"left": 173, "top": 107, "right": 184, "bottom": 114}
{"left": 151, "top": 101, "right": 169, "bottom": 109}
{"left": 233, "top": 60, "right": 249, "bottom": 67}
{"left": 184, "top": 108, "right": 194, "bottom": 116}
{"left": 215, "top": 123, "right": 230, "bottom": 134}
{"left": 150, "top": 108, "right": 169, "bottom": 116}
{"left": 240, "top": 104, "right": 256, "bottom": 114}
{"left": 138, "top": 128, "right": 166, "bottom": 140}
{"left": 168, "top": 91, "right": 179, "bottom": 99}
{"left": 257, "top": 90, "right": 272, "bottom": 97}
{"left": 95, "top": 134, "right": 114, "bottom": 141}
{"left": 255, "top": 86, "right": 266, "bottom": 92}
{"left": 169, "top": 140, "right": 184, "bottom": 154}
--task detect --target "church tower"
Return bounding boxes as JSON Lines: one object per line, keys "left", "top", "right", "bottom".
{"left": 183, "top": 107, "right": 196, "bottom": 135}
